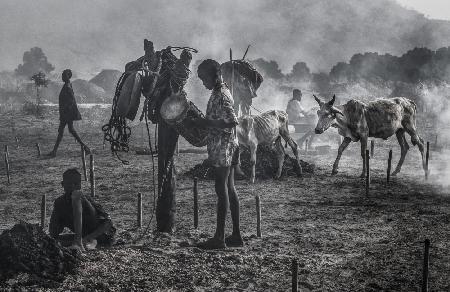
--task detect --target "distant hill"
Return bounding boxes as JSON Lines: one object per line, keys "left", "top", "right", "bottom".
{"left": 89, "top": 69, "right": 122, "bottom": 95}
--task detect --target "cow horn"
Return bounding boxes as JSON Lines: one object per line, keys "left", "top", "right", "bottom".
{"left": 331, "top": 106, "right": 344, "bottom": 116}
{"left": 328, "top": 94, "right": 336, "bottom": 106}
{"left": 313, "top": 94, "right": 323, "bottom": 105}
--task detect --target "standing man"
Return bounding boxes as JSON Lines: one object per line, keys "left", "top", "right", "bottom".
{"left": 49, "top": 69, "right": 89, "bottom": 157}
{"left": 193, "top": 59, "right": 243, "bottom": 249}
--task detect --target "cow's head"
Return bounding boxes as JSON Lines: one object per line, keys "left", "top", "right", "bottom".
{"left": 314, "top": 94, "right": 344, "bottom": 134}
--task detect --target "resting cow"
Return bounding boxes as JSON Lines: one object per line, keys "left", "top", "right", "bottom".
{"left": 236, "top": 110, "right": 302, "bottom": 183}
{"left": 313, "top": 95, "right": 425, "bottom": 177}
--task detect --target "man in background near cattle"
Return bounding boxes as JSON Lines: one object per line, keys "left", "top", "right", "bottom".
{"left": 191, "top": 59, "right": 243, "bottom": 249}
{"left": 49, "top": 69, "right": 90, "bottom": 157}
{"left": 49, "top": 168, "right": 116, "bottom": 251}
{"left": 286, "top": 89, "right": 308, "bottom": 123}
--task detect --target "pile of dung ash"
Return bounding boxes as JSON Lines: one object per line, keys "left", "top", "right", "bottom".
{"left": 185, "top": 144, "right": 314, "bottom": 180}
{"left": 0, "top": 222, "right": 81, "bottom": 283}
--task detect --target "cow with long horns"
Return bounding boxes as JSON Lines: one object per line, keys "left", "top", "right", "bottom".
{"left": 313, "top": 94, "right": 426, "bottom": 177}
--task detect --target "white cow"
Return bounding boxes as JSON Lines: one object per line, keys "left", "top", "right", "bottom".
{"left": 236, "top": 110, "right": 302, "bottom": 183}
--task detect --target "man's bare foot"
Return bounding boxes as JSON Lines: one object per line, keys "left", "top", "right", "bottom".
{"left": 225, "top": 234, "right": 244, "bottom": 247}
{"left": 197, "top": 237, "right": 225, "bottom": 250}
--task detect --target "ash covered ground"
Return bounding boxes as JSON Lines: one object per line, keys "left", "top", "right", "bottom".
{"left": 0, "top": 108, "right": 450, "bottom": 291}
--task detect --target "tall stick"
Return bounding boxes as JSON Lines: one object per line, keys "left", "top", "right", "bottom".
{"left": 137, "top": 192, "right": 142, "bottom": 228}
{"left": 422, "top": 239, "right": 430, "bottom": 292}
{"left": 255, "top": 195, "right": 261, "bottom": 237}
{"left": 370, "top": 140, "right": 374, "bottom": 158}
{"left": 36, "top": 143, "right": 41, "bottom": 157}
{"left": 41, "top": 194, "right": 46, "bottom": 229}
{"left": 15, "top": 136, "right": 19, "bottom": 149}
{"left": 81, "top": 146, "right": 87, "bottom": 181}
{"left": 291, "top": 259, "right": 298, "bottom": 292}
{"left": 89, "top": 154, "right": 95, "bottom": 197}
{"left": 4, "top": 153, "right": 10, "bottom": 184}
{"left": 4, "top": 145, "right": 9, "bottom": 157}
{"left": 365, "top": 149, "right": 370, "bottom": 196}
{"left": 425, "top": 142, "right": 430, "bottom": 180}
{"left": 242, "top": 44, "right": 251, "bottom": 60}
{"left": 387, "top": 149, "right": 392, "bottom": 184}
{"left": 193, "top": 177, "right": 199, "bottom": 229}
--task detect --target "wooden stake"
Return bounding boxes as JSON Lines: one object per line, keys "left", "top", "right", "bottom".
{"left": 255, "top": 195, "right": 261, "bottom": 237}
{"left": 365, "top": 149, "right": 370, "bottom": 196}
{"left": 370, "top": 140, "right": 374, "bottom": 158}
{"left": 89, "top": 154, "right": 95, "bottom": 197}
{"left": 41, "top": 194, "right": 46, "bottom": 229}
{"left": 387, "top": 149, "right": 392, "bottom": 184}
{"left": 4, "top": 145, "right": 9, "bottom": 157}
{"left": 291, "top": 259, "right": 298, "bottom": 292}
{"left": 422, "top": 239, "right": 430, "bottom": 292}
{"left": 193, "top": 177, "right": 199, "bottom": 229}
{"left": 4, "top": 153, "right": 10, "bottom": 184}
{"left": 36, "top": 143, "right": 41, "bottom": 157}
{"left": 81, "top": 146, "right": 87, "bottom": 181}
{"left": 15, "top": 136, "right": 19, "bottom": 149}
{"left": 137, "top": 193, "right": 142, "bottom": 228}
{"left": 425, "top": 142, "right": 430, "bottom": 180}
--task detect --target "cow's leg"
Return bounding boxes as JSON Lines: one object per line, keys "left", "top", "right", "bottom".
{"left": 392, "top": 129, "right": 409, "bottom": 176}
{"left": 249, "top": 142, "right": 257, "bottom": 183}
{"left": 360, "top": 136, "right": 368, "bottom": 178}
{"left": 274, "top": 137, "right": 286, "bottom": 179}
{"left": 332, "top": 137, "right": 351, "bottom": 175}
{"left": 281, "top": 131, "right": 302, "bottom": 175}
{"left": 404, "top": 124, "right": 426, "bottom": 172}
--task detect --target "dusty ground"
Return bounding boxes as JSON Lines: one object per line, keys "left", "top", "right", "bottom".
{"left": 0, "top": 107, "right": 449, "bottom": 291}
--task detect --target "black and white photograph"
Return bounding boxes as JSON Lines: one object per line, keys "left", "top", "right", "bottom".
{"left": 0, "top": 0, "right": 449, "bottom": 290}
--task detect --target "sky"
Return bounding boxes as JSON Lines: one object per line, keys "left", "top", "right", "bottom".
{"left": 1, "top": 0, "right": 450, "bottom": 78}
{"left": 396, "top": 0, "right": 450, "bottom": 20}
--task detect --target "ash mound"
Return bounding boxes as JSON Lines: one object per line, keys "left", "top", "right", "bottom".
{"left": 186, "top": 144, "right": 314, "bottom": 180}
{"left": 0, "top": 222, "right": 81, "bottom": 285}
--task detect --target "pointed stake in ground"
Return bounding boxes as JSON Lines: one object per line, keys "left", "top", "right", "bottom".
{"left": 4, "top": 153, "right": 10, "bottom": 184}
{"left": 387, "top": 149, "right": 392, "bottom": 184}
{"left": 36, "top": 143, "right": 41, "bottom": 157}
{"left": 90, "top": 154, "right": 95, "bottom": 197}
{"left": 193, "top": 177, "right": 199, "bottom": 229}
{"left": 370, "top": 140, "right": 374, "bottom": 158}
{"left": 81, "top": 146, "right": 87, "bottom": 181}
{"left": 292, "top": 258, "right": 298, "bottom": 292}
{"left": 137, "top": 193, "right": 142, "bottom": 228}
{"left": 365, "top": 149, "right": 370, "bottom": 196}
{"left": 422, "top": 239, "right": 430, "bottom": 292}
{"left": 255, "top": 195, "right": 261, "bottom": 237}
{"left": 41, "top": 194, "right": 46, "bottom": 229}
{"left": 425, "top": 142, "right": 430, "bottom": 180}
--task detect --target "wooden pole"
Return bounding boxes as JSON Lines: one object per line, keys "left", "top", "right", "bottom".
{"left": 255, "top": 195, "right": 261, "bottom": 237}
{"left": 193, "top": 177, "right": 199, "bottom": 229}
{"left": 36, "top": 143, "right": 41, "bottom": 157}
{"left": 15, "top": 136, "right": 19, "bottom": 149}
{"left": 41, "top": 194, "right": 46, "bottom": 229}
{"left": 422, "top": 239, "right": 430, "bottom": 292}
{"left": 81, "top": 146, "right": 87, "bottom": 181}
{"left": 387, "top": 149, "right": 392, "bottom": 184}
{"left": 4, "top": 145, "right": 9, "bottom": 157}
{"left": 425, "top": 142, "right": 430, "bottom": 180}
{"left": 291, "top": 259, "right": 298, "bottom": 292}
{"left": 137, "top": 192, "right": 142, "bottom": 228}
{"left": 4, "top": 153, "right": 10, "bottom": 184}
{"left": 365, "top": 149, "right": 370, "bottom": 196}
{"left": 89, "top": 154, "right": 95, "bottom": 197}
{"left": 370, "top": 140, "right": 374, "bottom": 158}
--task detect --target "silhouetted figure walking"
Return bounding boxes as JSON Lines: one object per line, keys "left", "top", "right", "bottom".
{"left": 49, "top": 69, "right": 89, "bottom": 157}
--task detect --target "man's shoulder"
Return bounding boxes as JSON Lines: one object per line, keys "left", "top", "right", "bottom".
{"left": 213, "top": 83, "right": 233, "bottom": 103}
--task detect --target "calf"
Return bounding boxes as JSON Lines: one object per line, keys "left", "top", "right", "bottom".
{"left": 314, "top": 95, "right": 425, "bottom": 177}
{"left": 237, "top": 110, "right": 302, "bottom": 183}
